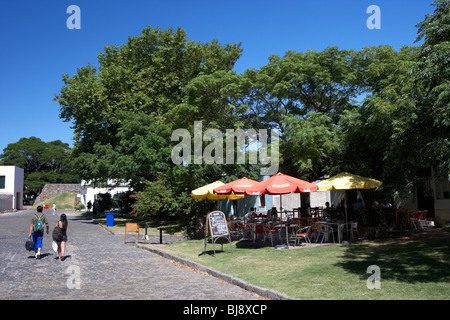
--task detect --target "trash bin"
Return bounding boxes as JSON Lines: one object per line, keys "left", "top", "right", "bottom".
{"left": 105, "top": 212, "right": 115, "bottom": 227}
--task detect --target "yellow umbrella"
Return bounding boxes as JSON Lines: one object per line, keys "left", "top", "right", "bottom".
{"left": 316, "top": 172, "right": 382, "bottom": 226}
{"left": 317, "top": 172, "right": 382, "bottom": 191}
{"left": 191, "top": 181, "right": 244, "bottom": 200}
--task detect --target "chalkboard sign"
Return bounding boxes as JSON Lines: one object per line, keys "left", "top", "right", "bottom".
{"left": 207, "top": 211, "right": 229, "bottom": 237}
{"left": 201, "top": 210, "right": 233, "bottom": 257}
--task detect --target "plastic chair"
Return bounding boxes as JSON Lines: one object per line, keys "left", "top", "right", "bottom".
{"left": 253, "top": 223, "right": 278, "bottom": 246}
{"left": 349, "top": 222, "right": 359, "bottom": 241}
{"left": 292, "top": 207, "right": 301, "bottom": 218}
{"left": 230, "top": 221, "right": 243, "bottom": 238}
{"left": 418, "top": 211, "right": 430, "bottom": 229}
{"left": 311, "top": 223, "right": 335, "bottom": 243}
{"left": 293, "top": 226, "right": 311, "bottom": 246}
{"left": 263, "top": 224, "right": 280, "bottom": 246}
{"left": 410, "top": 210, "right": 428, "bottom": 230}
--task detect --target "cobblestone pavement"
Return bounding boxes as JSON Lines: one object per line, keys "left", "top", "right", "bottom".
{"left": 0, "top": 210, "right": 262, "bottom": 300}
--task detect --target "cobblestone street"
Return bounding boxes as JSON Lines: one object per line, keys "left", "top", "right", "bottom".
{"left": 0, "top": 210, "right": 262, "bottom": 300}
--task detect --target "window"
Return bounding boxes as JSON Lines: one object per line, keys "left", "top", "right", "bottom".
{"left": 0, "top": 176, "right": 5, "bottom": 189}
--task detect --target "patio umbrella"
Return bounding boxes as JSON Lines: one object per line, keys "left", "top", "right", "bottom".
{"left": 213, "top": 177, "right": 260, "bottom": 195}
{"left": 191, "top": 181, "right": 244, "bottom": 200}
{"left": 316, "top": 172, "right": 382, "bottom": 223}
{"left": 244, "top": 172, "right": 318, "bottom": 217}
{"left": 244, "top": 172, "right": 318, "bottom": 247}
{"left": 316, "top": 172, "right": 382, "bottom": 191}
{"left": 244, "top": 173, "right": 318, "bottom": 196}
{"left": 212, "top": 177, "right": 259, "bottom": 217}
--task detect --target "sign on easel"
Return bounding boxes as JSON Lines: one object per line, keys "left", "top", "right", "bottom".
{"left": 208, "top": 210, "right": 229, "bottom": 237}
{"left": 201, "top": 211, "right": 233, "bottom": 257}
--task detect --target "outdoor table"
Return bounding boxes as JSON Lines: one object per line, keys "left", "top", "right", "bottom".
{"left": 271, "top": 221, "right": 298, "bottom": 246}
{"left": 232, "top": 219, "right": 252, "bottom": 240}
{"left": 395, "top": 209, "right": 417, "bottom": 228}
{"left": 316, "top": 221, "right": 349, "bottom": 243}
{"left": 251, "top": 221, "right": 267, "bottom": 243}
{"left": 299, "top": 217, "right": 319, "bottom": 226}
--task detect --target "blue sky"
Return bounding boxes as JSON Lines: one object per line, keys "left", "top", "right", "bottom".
{"left": 0, "top": 0, "right": 435, "bottom": 154}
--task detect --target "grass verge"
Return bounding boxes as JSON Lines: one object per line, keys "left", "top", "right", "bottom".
{"left": 160, "top": 229, "right": 450, "bottom": 300}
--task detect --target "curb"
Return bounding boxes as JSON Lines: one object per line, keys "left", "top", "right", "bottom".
{"left": 94, "top": 219, "right": 294, "bottom": 300}
{"left": 94, "top": 220, "right": 116, "bottom": 235}
{"left": 135, "top": 243, "right": 295, "bottom": 301}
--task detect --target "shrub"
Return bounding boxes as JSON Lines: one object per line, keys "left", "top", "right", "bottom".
{"left": 131, "top": 179, "right": 176, "bottom": 219}
{"left": 75, "top": 201, "right": 85, "bottom": 211}
{"left": 97, "top": 193, "right": 113, "bottom": 213}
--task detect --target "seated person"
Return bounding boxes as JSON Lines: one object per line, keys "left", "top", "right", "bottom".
{"left": 380, "top": 200, "right": 392, "bottom": 209}
{"left": 244, "top": 207, "right": 256, "bottom": 220}
{"left": 269, "top": 207, "right": 278, "bottom": 218}
{"left": 353, "top": 198, "right": 366, "bottom": 212}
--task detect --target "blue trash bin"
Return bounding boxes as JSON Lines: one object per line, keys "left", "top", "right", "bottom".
{"left": 105, "top": 212, "right": 115, "bottom": 227}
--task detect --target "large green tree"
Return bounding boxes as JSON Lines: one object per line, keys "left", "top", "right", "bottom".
{"left": 53, "top": 2, "right": 449, "bottom": 228}
{"left": 414, "top": 0, "right": 450, "bottom": 178}
{"left": 55, "top": 26, "right": 243, "bottom": 188}
{"left": 0, "top": 137, "right": 78, "bottom": 199}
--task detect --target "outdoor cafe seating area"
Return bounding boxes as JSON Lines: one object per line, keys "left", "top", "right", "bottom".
{"left": 227, "top": 206, "right": 433, "bottom": 248}
{"left": 192, "top": 172, "right": 434, "bottom": 249}
{"left": 228, "top": 207, "right": 355, "bottom": 247}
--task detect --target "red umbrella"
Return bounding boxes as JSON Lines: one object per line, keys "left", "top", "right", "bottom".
{"left": 213, "top": 177, "right": 260, "bottom": 195}
{"left": 244, "top": 173, "right": 318, "bottom": 247}
{"left": 244, "top": 173, "right": 318, "bottom": 195}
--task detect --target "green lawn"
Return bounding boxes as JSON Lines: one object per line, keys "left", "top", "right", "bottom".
{"left": 35, "top": 192, "right": 78, "bottom": 210}
{"left": 161, "top": 230, "right": 450, "bottom": 300}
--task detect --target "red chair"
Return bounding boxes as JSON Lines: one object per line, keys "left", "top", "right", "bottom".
{"left": 253, "top": 223, "right": 278, "bottom": 246}
{"left": 410, "top": 210, "right": 428, "bottom": 230}
{"left": 293, "top": 226, "right": 311, "bottom": 246}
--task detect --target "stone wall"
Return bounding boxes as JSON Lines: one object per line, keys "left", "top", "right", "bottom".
{"left": 34, "top": 183, "right": 82, "bottom": 205}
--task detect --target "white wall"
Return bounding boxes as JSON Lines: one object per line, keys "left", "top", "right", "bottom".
{"left": 79, "top": 180, "right": 132, "bottom": 207}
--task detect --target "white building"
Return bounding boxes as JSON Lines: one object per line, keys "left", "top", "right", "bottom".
{"left": 79, "top": 180, "right": 132, "bottom": 207}
{"left": 0, "top": 166, "right": 24, "bottom": 211}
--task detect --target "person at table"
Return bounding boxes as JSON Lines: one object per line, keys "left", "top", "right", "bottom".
{"left": 352, "top": 198, "right": 368, "bottom": 225}
{"left": 268, "top": 207, "right": 278, "bottom": 219}
{"left": 380, "top": 200, "right": 392, "bottom": 209}
{"left": 380, "top": 199, "right": 394, "bottom": 226}
{"left": 337, "top": 198, "right": 345, "bottom": 211}
{"left": 244, "top": 207, "right": 256, "bottom": 220}
{"left": 353, "top": 198, "right": 366, "bottom": 212}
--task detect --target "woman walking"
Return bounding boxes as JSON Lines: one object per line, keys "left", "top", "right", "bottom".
{"left": 55, "top": 213, "right": 68, "bottom": 261}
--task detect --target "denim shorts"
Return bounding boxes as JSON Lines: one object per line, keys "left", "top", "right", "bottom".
{"left": 32, "top": 232, "right": 43, "bottom": 251}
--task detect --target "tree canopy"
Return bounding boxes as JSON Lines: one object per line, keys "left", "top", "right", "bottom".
{"left": 52, "top": 1, "right": 449, "bottom": 226}
{"left": 0, "top": 137, "right": 78, "bottom": 200}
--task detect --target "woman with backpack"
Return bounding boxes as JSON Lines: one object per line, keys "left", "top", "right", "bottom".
{"left": 54, "top": 213, "right": 68, "bottom": 261}
{"left": 28, "top": 206, "right": 49, "bottom": 259}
